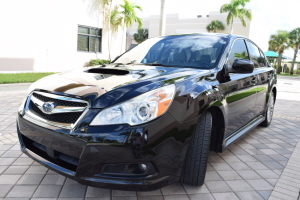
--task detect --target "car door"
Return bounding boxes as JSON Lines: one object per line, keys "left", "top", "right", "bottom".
{"left": 224, "top": 39, "right": 259, "bottom": 136}
{"left": 245, "top": 40, "right": 273, "bottom": 115}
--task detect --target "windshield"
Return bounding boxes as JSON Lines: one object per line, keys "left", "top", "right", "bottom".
{"left": 114, "top": 35, "right": 228, "bottom": 69}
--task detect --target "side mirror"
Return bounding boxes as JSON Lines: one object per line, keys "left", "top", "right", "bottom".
{"left": 227, "top": 59, "right": 254, "bottom": 74}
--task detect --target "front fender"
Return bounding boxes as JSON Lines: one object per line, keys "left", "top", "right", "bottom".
{"left": 168, "top": 73, "right": 225, "bottom": 122}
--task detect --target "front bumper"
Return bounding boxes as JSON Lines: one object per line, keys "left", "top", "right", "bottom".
{"left": 17, "top": 111, "right": 197, "bottom": 191}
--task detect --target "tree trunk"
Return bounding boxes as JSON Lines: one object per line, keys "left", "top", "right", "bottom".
{"left": 159, "top": 0, "right": 166, "bottom": 36}
{"left": 107, "top": 1, "right": 113, "bottom": 61}
{"left": 230, "top": 19, "right": 233, "bottom": 34}
{"left": 290, "top": 46, "right": 298, "bottom": 75}
{"left": 120, "top": 19, "right": 125, "bottom": 55}
{"left": 277, "top": 53, "right": 282, "bottom": 74}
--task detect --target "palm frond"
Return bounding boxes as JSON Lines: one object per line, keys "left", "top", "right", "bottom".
{"left": 134, "top": 28, "right": 148, "bottom": 43}
{"left": 220, "top": 0, "right": 252, "bottom": 31}
{"left": 238, "top": 15, "right": 247, "bottom": 27}
{"left": 269, "top": 30, "right": 290, "bottom": 53}
{"left": 289, "top": 28, "right": 300, "bottom": 50}
{"left": 220, "top": 4, "right": 230, "bottom": 13}
{"left": 110, "top": 10, "right": 123, "bottom": 31}
{"left": 206, "top": 20, "right": 225, "bottom": 32}
{"left": 226, "top": 12, "right": 233, "bottom": 26}
{"left": 241, "top": 8, "right": 252, "bottom": 20}
{"left": 131, "top": 4, "right": 143, "bottom": 12}
{"left": 111, "top": 0, "right": 143, "bottom": 29}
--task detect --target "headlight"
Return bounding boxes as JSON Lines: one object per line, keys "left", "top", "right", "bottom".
{"left": 90, "top": 84, "right": 176, "bottom": 126}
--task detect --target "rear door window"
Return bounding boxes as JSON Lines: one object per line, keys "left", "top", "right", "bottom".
{"left": 246, "top": 41, "right": 265, "bottom": 68}
{"left": 259, "top": 50, "right": 267, "bottom": 67}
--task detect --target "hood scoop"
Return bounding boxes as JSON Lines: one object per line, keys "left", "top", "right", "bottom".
{"left": 87, "top": 68, "right": 130, "bottom": 75}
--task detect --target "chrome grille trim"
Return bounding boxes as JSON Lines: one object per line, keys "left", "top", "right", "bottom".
{"left": 31, "top": 95, "right": 86, "bottom": 114}
{"left": 23, "top": 91, "right": 90, "bottom": 130}
{"left": 24, "top": 110, "right": 74, "bottom": 129}
{"left": 34, "top": 91, "right": 87, "bottom": 103}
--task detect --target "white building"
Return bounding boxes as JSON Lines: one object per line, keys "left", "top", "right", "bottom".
{"left": 0, "top": 0, "right": 124, "bottom": 72}
{"left": 127, "top": 11, "right": 270, "bottom": 52}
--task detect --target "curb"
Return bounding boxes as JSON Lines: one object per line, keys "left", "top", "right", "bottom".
{"left": 0, "top": 83, "right": 31, "bottom": 92}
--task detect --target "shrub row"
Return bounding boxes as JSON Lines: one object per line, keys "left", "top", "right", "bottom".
{"left": 274, "top": 65, "right": 300, "bottom": 75}
{"left": 89, "top": 59, "right": 111, "bottom": 66}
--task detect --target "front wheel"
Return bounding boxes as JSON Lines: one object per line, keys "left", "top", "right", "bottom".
{"left": 260, "top": 91, "right": 275, "bottom": 127}
{"left": 181, "top": 111, "right": 212, "bottom": 186}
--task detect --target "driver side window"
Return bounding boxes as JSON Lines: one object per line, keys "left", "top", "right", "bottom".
{"left": 228, "top": 39, "right": 249, "bottom": 67}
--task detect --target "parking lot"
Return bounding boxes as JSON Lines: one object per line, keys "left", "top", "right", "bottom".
{"left": 0, "top": 76, "right": 299, "bottom": 200}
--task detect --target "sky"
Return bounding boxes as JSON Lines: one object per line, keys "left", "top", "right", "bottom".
{"left": 134, "top": 0, "right": 300, "bottom": 58}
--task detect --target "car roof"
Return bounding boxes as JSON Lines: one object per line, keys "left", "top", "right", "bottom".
{"left": 159, "top": 33, "right": 246, "bottom": 40}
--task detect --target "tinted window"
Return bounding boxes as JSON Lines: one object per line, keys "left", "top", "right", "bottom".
{"left": 114, "top": 35, "right": 228, "bottom": 69}
{"left": 228, "top": 39, "right": 249, "bottom": 67}
{"left": 259, "top": 50, "right": 267, "bottom": 67}
{"left": 246, "top": 41, "right": 265, "bottom": 68}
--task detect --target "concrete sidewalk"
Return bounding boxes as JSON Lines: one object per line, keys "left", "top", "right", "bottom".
{"left": 0, "top": 83, "right": 31, "bottom": 93}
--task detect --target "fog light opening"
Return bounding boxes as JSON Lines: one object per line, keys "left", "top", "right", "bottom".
{"left": 128, "top": 163, "right": 148, "bottom": 174}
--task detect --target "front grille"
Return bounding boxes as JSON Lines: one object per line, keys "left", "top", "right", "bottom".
{"left": 33, "top": 93, "right": 87, "bottom": 107}
{"left": 104, "top": 164, "right": 126, "bottom": 174}
{"left": 29, "top": 101, "right": 82, "bottom": 124}
{"left": 25, "top": 91, "right": 89, "bottom": 128}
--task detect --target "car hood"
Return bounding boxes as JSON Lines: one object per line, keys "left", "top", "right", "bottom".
{"left": 29, "top": 64, "right": 210, "bottom": 108}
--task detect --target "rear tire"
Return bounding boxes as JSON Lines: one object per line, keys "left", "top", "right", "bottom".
{"left": 182, "top": 111, "right": 212, "bottom": 186}
{"left": 260, "top": 91, "right": 275, "bottom": 127}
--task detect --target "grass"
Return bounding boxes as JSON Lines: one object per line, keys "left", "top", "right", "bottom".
{"left": 278, "top": 73, "right": 299, "bottom": 77}
{"left": 0, "top": 72, "right": 56, "bottom": 84}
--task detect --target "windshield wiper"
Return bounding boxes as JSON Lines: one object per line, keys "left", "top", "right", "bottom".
{"left": 111, "top": 62, "right": 178, "bottom": 68}
{"left": 110, "top": 60, "right": 136, "bottom": 65}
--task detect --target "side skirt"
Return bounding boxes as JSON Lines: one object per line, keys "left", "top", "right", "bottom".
{"left": 223, "top": 115, "right": 265, "bottom": 148}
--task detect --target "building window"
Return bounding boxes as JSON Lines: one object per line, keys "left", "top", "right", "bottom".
{"left": 77, "top": 25, "right": 102, "bottom": 52}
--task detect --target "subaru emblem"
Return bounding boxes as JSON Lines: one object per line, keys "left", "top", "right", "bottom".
{"left": 42, "top": 102, "right": 56, "bottom": 113}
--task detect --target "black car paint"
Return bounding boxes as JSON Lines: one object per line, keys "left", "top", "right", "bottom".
{"left": 17, "top": 34, "right": 277, "bottom": 190}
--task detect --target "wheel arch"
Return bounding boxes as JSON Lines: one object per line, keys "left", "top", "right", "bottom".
{"left": 272, "top": 86, "right": 277, "bottom": 102}
{"left": 206, "top": 106, "right": 225, "bottom": 153}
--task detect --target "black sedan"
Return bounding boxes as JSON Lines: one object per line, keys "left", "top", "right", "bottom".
{"left": 17, "top": 34, "right": 276, "bottom": 191}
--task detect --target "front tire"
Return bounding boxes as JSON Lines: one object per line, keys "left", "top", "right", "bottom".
{"left": 260, "top": 91, "right": 275, "bottom": 127}
{"left": 182, "top": 111, "right": 212, "bottom": 186}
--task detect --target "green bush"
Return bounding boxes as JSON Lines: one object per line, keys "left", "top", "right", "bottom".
{"left": 275, "top": 65, "right": 282, "bottom": 73}
{"left": 89, "top": 59, "right": 110, "bottom": 66}
{"left": 296, "top": 69, "right": 300, "bottom": 75}
{"left": 285, "top": 67, "right": 290, "bottom": 73}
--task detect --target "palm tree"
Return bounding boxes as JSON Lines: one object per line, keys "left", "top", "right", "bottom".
{"left": 288, "top": 28, "right": 300, "bottom": 75}
{"left": 159, "top": 0, "right": 166, "bottom": 36}
{"left": 220, "top": 0, "right": 252, "bottom": 34}
{"left": 269, "top": 30, "right": 290, "bottom": 74}
{"left": 206, "top": 20, "right": 225, "bottom": 33}
{"left": 234, "top": 51, "right": 248, "bottom": 59}
{"left": 133, "top": 29, "right": 148, "bottom": 43}
{"left": 85, "top": 0, "right": 113, "bottom": 60}
{"left": 111, "top": 0, "right": 142, "bottom": 54}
